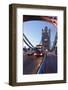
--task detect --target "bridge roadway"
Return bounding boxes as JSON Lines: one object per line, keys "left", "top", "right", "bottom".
{"left": 37, "top": 54, "right": 57, "bottom": 74}
{"left": 23, "top": 52, "right": 57, "bottom": 75}
{"left": 23, "top": 54, "right": 43, "bottom": 74}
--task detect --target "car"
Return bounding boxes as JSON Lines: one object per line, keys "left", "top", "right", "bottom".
{"left": 33, "top": 50, "right": 44, "bottom": 57}
{"left": 27, "top": 51, "right": 34, "bottom": 56}
{"left": 27, "top": 53, "right": 33, "bottom": 56}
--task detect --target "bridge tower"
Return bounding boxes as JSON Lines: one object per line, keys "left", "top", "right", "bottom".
{"left": 42, "top": 26, "right": 50, "bottom": 51}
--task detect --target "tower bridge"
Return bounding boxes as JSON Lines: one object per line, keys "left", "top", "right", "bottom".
{"left": 23, "top": 26, "right": 57, "bottom": 54}
{"left": 23, "top": 15, "right": 57, "bottom": 74}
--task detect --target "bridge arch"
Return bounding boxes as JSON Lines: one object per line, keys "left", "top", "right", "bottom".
{"left": 23, "top": 15, "right": 57, "bottom": 26}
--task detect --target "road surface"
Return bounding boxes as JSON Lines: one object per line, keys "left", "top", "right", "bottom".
{"left": 23, "top": 53, "right": 57, "bottom": 75}
{"left": 23, "top": 54, "right": 43, "bottom": 74}
{"left": 37, "top": 54, "right": 57, "bottom": 74}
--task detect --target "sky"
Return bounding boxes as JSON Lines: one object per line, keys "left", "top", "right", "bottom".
{"left": 23, "top": 20, "right": 57, "bottom": 48}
